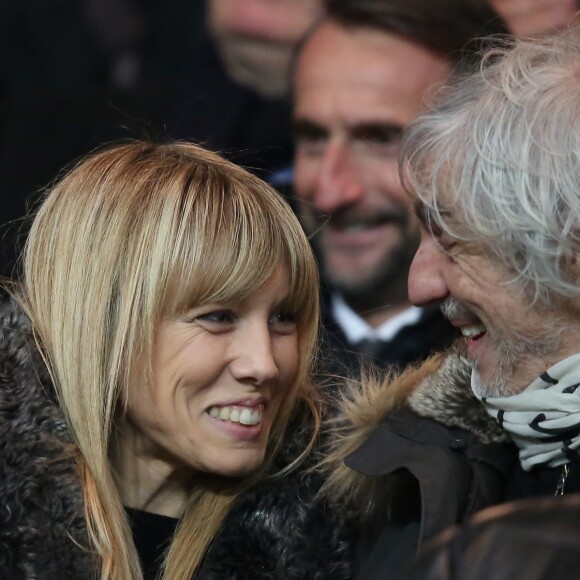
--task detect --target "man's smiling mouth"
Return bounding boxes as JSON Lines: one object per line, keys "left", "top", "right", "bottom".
{"left": 441, "top": 298, "right": 487, "bottom": 344}
{"left": 460, "top": 324, "right": 487, "bottom": 342}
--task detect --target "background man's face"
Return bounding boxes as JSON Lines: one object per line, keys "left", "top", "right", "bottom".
{"left": 293, "top": 22, "right": 450, "bottom": 309}
{"left": 209, "top": 0, "right": 323, "bottom": 97}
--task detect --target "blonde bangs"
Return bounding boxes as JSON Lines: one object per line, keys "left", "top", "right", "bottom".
{"left": 158, "top": 164, "right": 320, "bottom": 334}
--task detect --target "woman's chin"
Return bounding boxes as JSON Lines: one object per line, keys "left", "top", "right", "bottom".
{"left": 201, "top": 449, "right": 268, "bottom": 479}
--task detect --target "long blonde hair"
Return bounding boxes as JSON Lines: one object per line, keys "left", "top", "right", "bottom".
{"left": 22, "top": 141, "right": 320, "bottom": 579}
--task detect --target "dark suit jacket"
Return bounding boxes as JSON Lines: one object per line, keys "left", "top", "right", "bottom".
{"left": 321, "top": 292, "right": 457, "bottom": 373}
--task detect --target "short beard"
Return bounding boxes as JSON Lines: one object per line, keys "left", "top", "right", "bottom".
{"left": 471, "top": 330, "right": 563, "bottom": 398}
{"left": 441, "top": 297, "right": 564, "bottom": 398}
{"left": 325, "top": 230, "right": 419, "bottom": 313}
{"left": 298, "top": 199, "right": 419, "bottom": 313}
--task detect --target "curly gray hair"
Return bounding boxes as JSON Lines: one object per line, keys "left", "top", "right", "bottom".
{"left": 401, "top": 27, "right": 580, "bottom": 305}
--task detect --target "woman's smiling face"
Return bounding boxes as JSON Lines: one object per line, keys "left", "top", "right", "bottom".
{"left": 124, "top": 266, "right": 299, "bottom": 478}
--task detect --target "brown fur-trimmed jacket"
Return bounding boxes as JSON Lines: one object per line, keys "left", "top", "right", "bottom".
{"left": 323, "top": 354, "right": 518, "bottom": 579}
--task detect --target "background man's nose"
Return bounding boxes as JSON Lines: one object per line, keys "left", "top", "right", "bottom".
{"left": 314, "top": 143, "right": 365, "bottom": 212}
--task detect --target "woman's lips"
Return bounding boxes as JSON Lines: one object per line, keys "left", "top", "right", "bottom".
{"left": 204, "top": 408, "right": 265, "bottom": 441}
{"left": 207, "top": 404, "right": 264, "bottom": 426}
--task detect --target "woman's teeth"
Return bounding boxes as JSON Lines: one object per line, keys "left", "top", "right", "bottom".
{"left": 208, "top": 405, "right": 263, "bottom": 426}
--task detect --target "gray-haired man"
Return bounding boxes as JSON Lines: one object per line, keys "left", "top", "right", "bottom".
{"left": 329, "top": 25, "right": 580, "bottom": 580}
{"left": 398, "top": 24, "right": 580, "bottom": 580}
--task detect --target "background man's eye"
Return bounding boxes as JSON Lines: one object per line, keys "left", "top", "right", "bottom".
{"left": 293, "top": 121, "right": 329, "bottom": 155}
{"left": 353, "top": 126, "right": 403, "bottom": 149}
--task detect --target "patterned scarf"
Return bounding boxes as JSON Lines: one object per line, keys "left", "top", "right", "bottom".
{"left": 475, "top": 354, "right": 580, "bottom": 471}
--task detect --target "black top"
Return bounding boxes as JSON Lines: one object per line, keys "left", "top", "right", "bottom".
{"left": 126, "top": 507, "right": 179, "bottom": 580}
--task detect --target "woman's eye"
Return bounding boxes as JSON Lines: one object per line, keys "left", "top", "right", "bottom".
{"left": 269, "top": 311, "right": 298, "bottom": 332}
{"left": 197, "top": 310, "right": 236, "bottom": 325}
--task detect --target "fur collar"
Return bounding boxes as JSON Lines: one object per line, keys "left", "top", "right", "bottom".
{"left": 319, "top": 350, "right": 509, "bottom": 513}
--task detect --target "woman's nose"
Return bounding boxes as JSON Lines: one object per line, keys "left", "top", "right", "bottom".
{"left": 230, "top": 323, "right": 280, "bottom": 385}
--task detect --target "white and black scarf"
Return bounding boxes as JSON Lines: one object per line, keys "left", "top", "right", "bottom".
{"left": 476, "top": 354, "right": 580, "bottom": 471}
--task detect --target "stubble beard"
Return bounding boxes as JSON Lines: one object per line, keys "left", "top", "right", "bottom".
{"left": 297, "top": 196, "right": 419, "bottom": 313}
{"left": 471, "top": 328, "right": 563, "bottom": 398}
{"left": 441, "top": 298, "right": 564, "bottom": 398}
{"left": 322, "top": 227, "right": 419, "bottom": 314}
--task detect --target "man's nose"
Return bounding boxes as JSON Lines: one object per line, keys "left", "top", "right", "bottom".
{"left": 313, "top": 142, "right": 365, "bottom": 212}
{"left": 230, "top": 323, "right": 280, "bottom": 385}
{"left": 408, "top": 233, "right": 450, "bottom": 306}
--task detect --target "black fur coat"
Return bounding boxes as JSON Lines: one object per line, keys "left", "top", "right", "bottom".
{"left": 0, "top": 297, "right": 356, "bottom": 579}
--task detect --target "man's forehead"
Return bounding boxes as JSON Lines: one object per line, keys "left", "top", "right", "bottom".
{"left": 294, "top": 20, "right": 452, "bottom": 111}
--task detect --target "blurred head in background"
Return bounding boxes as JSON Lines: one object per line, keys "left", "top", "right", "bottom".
{"left": 208, "top": 0, "right": 324, "bottom": 98}
{"left": 489, "top": 0, "right": 578, "bottom": 37}
{"left": 292, "top": 0, "right": 506, "bottom": 325}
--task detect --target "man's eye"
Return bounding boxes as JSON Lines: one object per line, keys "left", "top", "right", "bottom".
{"left": 197, "top": 310, "right": 236, "bottom": 324}
{"left": 353, "top": 127, "right": 402, "bottom": 152}
{"left": 438, "top": 235, "right": 458, "bottom": 254}
{"left": 365, "top": 135, "right": 400, "bottom": 149}
{"left": 296, "top": 138, "right": 327, "bottom": 157}
{"left": 293, "top": 123, "right": 328, "bottom": 156}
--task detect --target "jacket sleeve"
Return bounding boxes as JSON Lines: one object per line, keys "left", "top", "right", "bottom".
{"left": 401, "top": 495, "right": 580, "bottom": 580}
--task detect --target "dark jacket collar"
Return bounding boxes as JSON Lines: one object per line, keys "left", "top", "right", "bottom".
{"left": 320, "top": 287, "right": 457, "bottom": 370}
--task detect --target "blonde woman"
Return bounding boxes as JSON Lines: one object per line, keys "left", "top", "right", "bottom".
{"left": 0, "top": 142, "right": 355, "bottom": 579}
